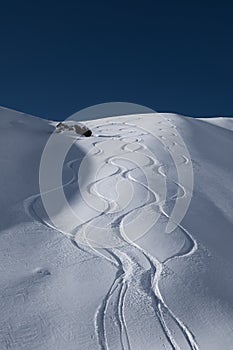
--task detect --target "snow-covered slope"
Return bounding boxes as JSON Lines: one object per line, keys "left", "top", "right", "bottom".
{"left": 0, "top": 107, "right": 232, "bottom": 350}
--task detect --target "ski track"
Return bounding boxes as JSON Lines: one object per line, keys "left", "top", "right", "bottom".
{"left": 115, "top": 120, "right": 199, "bottom": 350}
{"left": 90, "top": 120, "right": 199, "bottom": 350}
{"left": 24, "top": 118, "right": 199, "bottom": 350}
{"left": 94, "top": 267, "right": 123, "bottom": 350}
{"left": 117, "top": 281, "right": 131, "bottom": 350}
{"left": 24, "top": 158, "right": 81, "bottom": 233}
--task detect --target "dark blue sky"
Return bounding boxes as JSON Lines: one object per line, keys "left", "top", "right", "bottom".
{"left": 0, "top": 1, "right": 233, "bottom": 120}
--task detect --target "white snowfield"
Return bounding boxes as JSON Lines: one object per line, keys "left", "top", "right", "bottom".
{"left": 0, "top": 106, "right": 233, "bottom": 350}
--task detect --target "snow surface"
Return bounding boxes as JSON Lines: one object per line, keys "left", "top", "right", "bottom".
{"left": 0, "top": 106, "right": 233, "bottom": 350}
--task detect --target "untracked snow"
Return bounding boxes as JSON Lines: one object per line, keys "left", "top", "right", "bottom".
{"left": 0, "top": 106, "right": 233, "bottom": 350}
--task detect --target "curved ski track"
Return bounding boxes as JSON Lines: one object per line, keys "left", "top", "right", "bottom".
{"left": 24, "top": 118, "right": 199, "bottom": 350}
